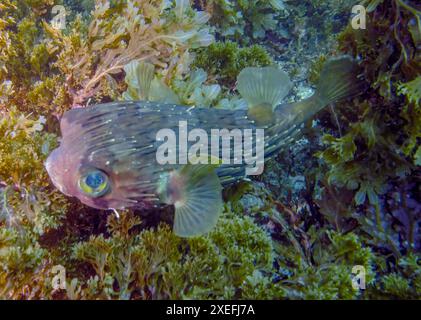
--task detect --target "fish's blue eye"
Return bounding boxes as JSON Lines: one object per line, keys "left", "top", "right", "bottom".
{"left": 85, "top": 172, "right": 105, "bottom": 188}
{"left": 78, "top": 169, "right": 110, "bottom": 198}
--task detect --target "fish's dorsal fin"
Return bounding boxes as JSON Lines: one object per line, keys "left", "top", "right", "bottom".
{"left": 237, "top": 66, "right": 292, "bottom": 125}
{"left": 157, "top": 164, "right": 223, "bottom": 237}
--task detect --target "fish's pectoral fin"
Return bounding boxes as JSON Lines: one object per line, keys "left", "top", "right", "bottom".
{"left": 158, "top": 164, "right": 223, "bottom": 237}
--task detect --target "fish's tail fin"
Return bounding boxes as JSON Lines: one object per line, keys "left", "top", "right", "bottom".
{"left": 314, "top": 55, "right": 365, "bottom": 106}
{"left": 265, "top": 57, "right": 365, "bottom": 160}
{"left": 276, "top": 56, "right": 366, "bottom": 125}
{"left": 237, "top": 66, "right": 293, "bottom": 125}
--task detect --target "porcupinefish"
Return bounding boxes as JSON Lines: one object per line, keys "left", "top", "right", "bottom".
{"left": 45, "top": 56, "right": 364, "bottom": 237}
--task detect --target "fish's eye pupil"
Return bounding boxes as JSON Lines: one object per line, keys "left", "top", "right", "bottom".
{"left": 78, "top": 169, "right": 110, "bottom": 198}
{"left": 85, "top": 172, "right": 104, "bottom": 189}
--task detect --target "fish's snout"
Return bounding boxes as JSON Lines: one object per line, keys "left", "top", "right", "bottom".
{"left": 45, "top": 148, "right": 72, "bottom": 196}
{"left": 44, "top": 151, "right": 54, "bottom": 177}
{"left": 44, "top": 148, "right": 59, "bottom": 179}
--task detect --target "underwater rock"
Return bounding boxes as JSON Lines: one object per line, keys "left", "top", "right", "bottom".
{"left": 237, "top": 183, "right": 267, "bottom": 214}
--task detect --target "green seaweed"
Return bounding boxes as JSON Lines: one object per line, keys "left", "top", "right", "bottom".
{"left": 67, "top": 210, "right": 275, "bottom": 299}
{"left": 192, "top": 41, "right": 273, "bottom": 88}
{"left": 196, "top": 0, "right": 285, "bottom": 41}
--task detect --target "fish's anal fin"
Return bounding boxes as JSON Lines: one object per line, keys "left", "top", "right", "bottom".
{"left": 158, "top": 164, "right": 223, "bottom": 237}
